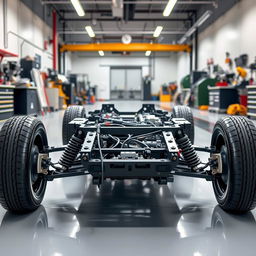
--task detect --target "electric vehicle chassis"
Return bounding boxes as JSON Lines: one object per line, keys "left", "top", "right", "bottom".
{"left": 0, "top": 104, "right": 256, "bottom": 214}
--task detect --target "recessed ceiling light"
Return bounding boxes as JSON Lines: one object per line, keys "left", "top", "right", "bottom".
{"left": 163, "top": 0, "right": 178, "bottom": 17}
{"left": 153, "top": 26, "right": 163, "bottom": 37}
{"left": 145, "top": 51, "right": 151, "bottom": 56}
{"left": 98, "top": 50, "right": 104, "bottom": 56}
{"left": 70, "top": 0, "right": 85, "bottom": 17}
{"left": 85, "top": 26, "right": 95, "bottom": 37}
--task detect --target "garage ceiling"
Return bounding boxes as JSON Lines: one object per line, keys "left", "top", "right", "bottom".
{"left": 22, "top": 0, "right": 240, "bottom": 45}
{"left": 38, "top": 0, "right": 215, "bottom": 44}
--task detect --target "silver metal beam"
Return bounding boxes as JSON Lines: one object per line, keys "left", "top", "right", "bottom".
{"left": 59, "top": 30, "right": 186, "bottom": 35}
{"left": 41, "top": 1, "right": 217, "bottom": 7}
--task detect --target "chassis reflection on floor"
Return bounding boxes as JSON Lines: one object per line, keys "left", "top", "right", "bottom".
{"left": 0, "top": 180, "right": 256, "bottom": 256}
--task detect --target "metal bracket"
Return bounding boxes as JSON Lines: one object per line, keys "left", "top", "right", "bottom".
{"left": 101, "top": 104, "right": 119, "bottom": 114}
{"left": 140, "top": 104, "right": 156, "bottom": 113}
{"left": 69, "top": 118, "right": 87, "bottom": 125}
{"left": 211, "top": 153, "right": 222, "bottom": 175}
{"left": 163, "top": 131, "right": 179, "bottom": 153}
{"left": 37, "top": 153, "right": 49, "bottom": 175}
{"left": 172, "top": 118, "right": 190, "bottom": 125}
{"left": 83, "top": 131, "right": 97, "bottom": 153}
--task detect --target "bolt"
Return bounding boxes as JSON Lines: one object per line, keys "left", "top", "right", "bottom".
{"left": 171, "top": 146, "right": 176, "bottom": 150}
{"left": 172, "top": 156, "right": 177, "bottom": 161}
{"left": 78, "top": 130, "right": 83, "bottom": 135}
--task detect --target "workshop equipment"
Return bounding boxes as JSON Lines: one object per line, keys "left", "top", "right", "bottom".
{"left": 181, "top": 71, "right": 208, "bottom": 106}
{"left": 249, "top": 57, "right": 256, "bottom": 84}
{"left": 2, "top": 61, "right": 20, "bottom": 84}
{"left": 191, "top": 71, "right": 208, "bottom": 84}
{"left": 225, "top": 52, "right": 233, "bottom": 71}
{"left": 247, "top": 85, "right": 256, "bottom": 119}
{"left": 0, "top": 85, "right": 14, "bottom": 121}
{"left": 160, "top": 84, "right": 171, "bottom": 102}
{"left": 0, "top": 49, "right": 18, "bottom": 85}
{"left": 14, "top": 87, "right": 40, "bottom": 115}
{"left": 47, "top": 69, "right": 69, "bottom": 109}
{"left": 180, "top": 75, "right": 191, "bottom": 105}
{"left": 227, "top": 104, "right": 247, "bottom": 116}
{"left": 193, "top": 77, "right": 217, "bottom": 108}
{"left": 209, "top": 87, "right": 239, "bottom": 113}
{"left": 20, "top": 56, "right": 40, "bottom": 81}
{"left": 143, "top": 75, "right": 152, "bottom": 100}
{"left": 46, "top": 88, "right": 59, "bottom": 111}
{"left": 181, "top": 74, "right": 191, "bottom": 89}
{"left": 31, "top": 69, "right": 49, "bottom": 112}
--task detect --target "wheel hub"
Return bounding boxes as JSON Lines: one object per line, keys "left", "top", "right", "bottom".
{"left": 214, "top": 145, "right": 230, "bottom": 196}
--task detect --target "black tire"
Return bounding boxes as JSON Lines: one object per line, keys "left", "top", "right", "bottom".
{"left": 173, "top": 105, "right": 195, "bottom": 143}
{"left": 0, "top": 116, "right": 48, "bottom": 213}
{"left": 211, "top": 116, "right": 256, "bottom": 213}
{"left": 62, "top": 106, "right": 86, "bottom": 145}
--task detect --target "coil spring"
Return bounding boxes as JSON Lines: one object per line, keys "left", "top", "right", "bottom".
{"left": 176, "top": 134, "right": 201, "bottom": 170}
{"left": 59, "top": 134, "right": 84, "bottom": 169}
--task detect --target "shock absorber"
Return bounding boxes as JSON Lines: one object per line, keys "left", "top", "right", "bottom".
{"left": 59, "top": 130, "right": 85, "bottom": 170}
{"left": 176, "top": 130, "right": 201, "bottom": 171}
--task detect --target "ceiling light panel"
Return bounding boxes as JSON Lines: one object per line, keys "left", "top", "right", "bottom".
{"left": 85, "top": 26, "right": 95, "bottom": 37}
{"left": 153, "top": 26, "right": 163, "bottom": 37}
{"left": 70, "top": 0, "right": 85, "bottom": 17}
{"left": 163, "top": 0, "right": 178, "bottom": 17}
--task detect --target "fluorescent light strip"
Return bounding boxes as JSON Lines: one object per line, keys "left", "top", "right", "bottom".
{"left": 195, "top": 10, "right": 213, "bottom": 27}
{"left": 177, "top": 10, "right": 213, "bottom": 44}
{"left": 153, "top": 26, "right": 163, "bottom": 37}
{"left": 98, "top": 50, "right": 104, "bottom": 56}
{"left": 186, "top": 27, "right": 197, "bottom": 37}
{"left": 178, "top": 37, "right": 187, "bottom": 44}
{"left": 70, "top": 0, "right": 85, "bottom": 17}
{"left": 85, "top": 26, "right": 95, "bottom": 37}
{"left": 145, "top": 51, "right": 151, "bottom": 56}
{"left": 163, "top": 0, "right": 178, "bottom": 17}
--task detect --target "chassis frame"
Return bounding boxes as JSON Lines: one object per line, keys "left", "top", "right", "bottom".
{"left": 44, "top": 104, "right": 215, "bottom": 184}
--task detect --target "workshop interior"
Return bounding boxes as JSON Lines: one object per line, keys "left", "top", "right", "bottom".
{"left": 0, "top": 0, "right": 256, "bottom": 255}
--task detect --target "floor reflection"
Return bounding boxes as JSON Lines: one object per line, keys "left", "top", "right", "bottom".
{"left": 0, "top": 179, "right": 256, "bottom": 256}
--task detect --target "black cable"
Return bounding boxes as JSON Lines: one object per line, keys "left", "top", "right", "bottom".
{"left": 132, "top": 130, "right": 162, "bottom": 139}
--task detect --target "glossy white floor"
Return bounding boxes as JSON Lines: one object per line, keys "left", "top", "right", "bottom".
{"left": 0, "top": 101, "right": 256, "bottom": 256}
